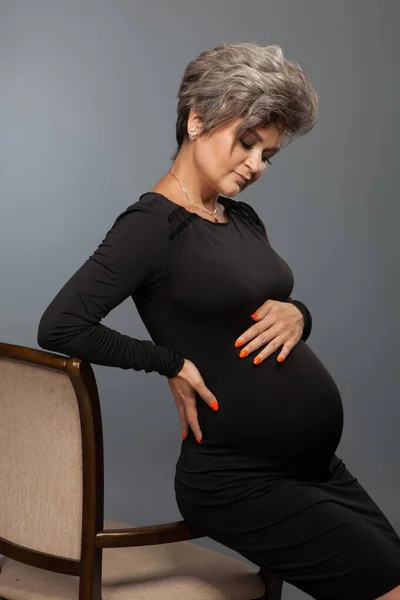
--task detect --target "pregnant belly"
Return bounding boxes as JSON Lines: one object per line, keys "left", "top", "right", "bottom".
{"left": 194, "top": 341, "right": 344, "bottom": 471}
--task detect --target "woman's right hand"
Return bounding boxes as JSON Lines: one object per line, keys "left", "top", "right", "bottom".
{"left": 167, "top": 358, "right": 219, "bottom": 443}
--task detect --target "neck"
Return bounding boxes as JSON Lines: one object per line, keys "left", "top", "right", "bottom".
{"left": 169, "top": 146, "right": 219, "bottom": 211}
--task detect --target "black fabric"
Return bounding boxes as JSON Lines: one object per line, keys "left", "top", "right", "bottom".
{"left": 176, "top": 454, "right": 400, "bottom": 600}
{"left": 38, "top": 191, "right": 400, "bottom": 599}
{"left": 38, "top": 200, "right": 185, "bottom": 378}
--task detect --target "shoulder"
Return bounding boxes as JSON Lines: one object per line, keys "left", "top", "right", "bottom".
{"left": 112, "top": 192, "right": 195, "bottom": 242}
{"left": 111, "top": 192, "right": 177, "bottom": 236}
{"left": 114, "top": 192, "right": 172, "bottom": 223}
{"left": 221, "top": 196, "right": 267, "bottom": 236}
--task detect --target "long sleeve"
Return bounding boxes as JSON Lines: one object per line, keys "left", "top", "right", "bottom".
{"left": 282, "top": 298, "right": 312, "bottom": 342}
{"left": 37, "top": 202, "right": 185, "bottom": 379}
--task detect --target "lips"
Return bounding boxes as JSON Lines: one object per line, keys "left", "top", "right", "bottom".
{"left": 234, "top": 172, "right": 247, "bottom": 184}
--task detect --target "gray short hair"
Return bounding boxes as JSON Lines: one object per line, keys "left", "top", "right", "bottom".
{"left": 172, "top": 42, "right": 319, "bottom": 160}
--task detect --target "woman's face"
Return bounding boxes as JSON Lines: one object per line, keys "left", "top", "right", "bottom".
{"left": 192, "top": 116, "right": 283, "bottom": 197}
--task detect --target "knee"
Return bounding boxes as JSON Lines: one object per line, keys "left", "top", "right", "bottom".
{"left": 375, "top": 583, "right": 400, "bottom": 600}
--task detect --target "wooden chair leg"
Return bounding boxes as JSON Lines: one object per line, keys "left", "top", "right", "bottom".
{"left": 251, "top": 567, "right": 283, "bottom": 599}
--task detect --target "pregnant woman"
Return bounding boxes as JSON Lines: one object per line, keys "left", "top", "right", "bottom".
{"left": 38, "top": 42, "right": 400, "bottom": 600}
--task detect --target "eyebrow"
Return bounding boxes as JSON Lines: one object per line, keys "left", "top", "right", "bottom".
{"left": 248, "top": 130, "right": 281, "bottom": 152}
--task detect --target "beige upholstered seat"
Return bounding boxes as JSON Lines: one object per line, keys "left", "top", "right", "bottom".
{"left": 0, "top": 520, "right": 265, "bottom": 599}
{"left": 0, "top": 343, "right": 281, "bottom": 600}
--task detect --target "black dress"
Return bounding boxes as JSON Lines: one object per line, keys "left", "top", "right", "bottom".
{"left": 38, "top": 192, "right": 400, "bottom": 600}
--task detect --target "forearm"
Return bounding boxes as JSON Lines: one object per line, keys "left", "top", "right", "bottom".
{"left": 37, "top": 314, "right": 184, "bottom": 378}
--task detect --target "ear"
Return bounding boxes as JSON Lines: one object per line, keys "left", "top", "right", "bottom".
{"left": 187, "top": 110, "right": 204, "bottom": 133}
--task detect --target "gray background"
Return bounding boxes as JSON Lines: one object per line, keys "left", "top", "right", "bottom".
{"left": 1, "top": 1, "right": 399, "bottom": 598}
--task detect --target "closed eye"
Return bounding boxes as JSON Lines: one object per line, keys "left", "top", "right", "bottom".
{"left": 239, "top": 139, "right": 273, "bottom": 165}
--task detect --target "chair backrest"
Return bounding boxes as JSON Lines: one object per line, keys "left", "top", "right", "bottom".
{"left": 0, "top": 343, "right": 104, "bottom": 585}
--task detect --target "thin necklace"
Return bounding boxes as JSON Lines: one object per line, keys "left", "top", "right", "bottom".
{"left": 168, "top": 170, "right": 219, "bottom": 222}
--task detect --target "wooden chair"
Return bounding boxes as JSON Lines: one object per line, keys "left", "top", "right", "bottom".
{"left": 0, "top": 342, "right": 283, "bottom": 600}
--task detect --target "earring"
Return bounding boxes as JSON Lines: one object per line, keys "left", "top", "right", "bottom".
{"left": 188, "top": 126, "right": 197, "bottom": 141}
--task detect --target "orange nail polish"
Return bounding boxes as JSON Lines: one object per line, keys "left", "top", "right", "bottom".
{"left": 196, "top": 436, "right": 202, "bottom": 444}
{"left": 182, "top": 432, "right": 187, "bottom": 439}
{"left": 277, "top": 356, "right": 284, "bottom": 363}
{"left": 254, "top": 357, "right": 262, "bottom": 365}
{"left": 251, "top": 312, "right": 259, "bottom": 318}
{"left": 210, "top": 400, "right": 219, "bottom": 411}
{"left": 239, "top": 349, "right": 248, "bottom": 358}
{"left": 235, "top": 339, "right": 244, "bottom": 347}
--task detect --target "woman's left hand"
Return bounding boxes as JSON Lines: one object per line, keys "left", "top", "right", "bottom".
{"left": 234, "top": 300, "right": 304, "bottom": 364}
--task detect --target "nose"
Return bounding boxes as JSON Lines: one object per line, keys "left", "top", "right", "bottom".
{"left": 244, "top": 153, "right": 264, "bottom": 176}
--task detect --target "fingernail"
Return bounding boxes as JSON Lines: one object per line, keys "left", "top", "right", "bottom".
{"left": 196, "top": 436, "right": 202, "bottom": 444}
{"left": 253, "top": 356, "right": 262, "bottom": 365}
{"left": 235, "top": 339, "right": 244, "bottom": 347}
{"left": 210, "top": 400, "right": 219, "bottom": 411}
{"left": 239, "top": 349, "right": 248, "bottom": 358}
{"left": 277, "top": 356, "right": 284, "bottom": 363}
{"left": 182, "top": 432, "right": 187, "bottom": 439}
{"left": 251, "top": 312, "right": 259, "bottom": 318}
